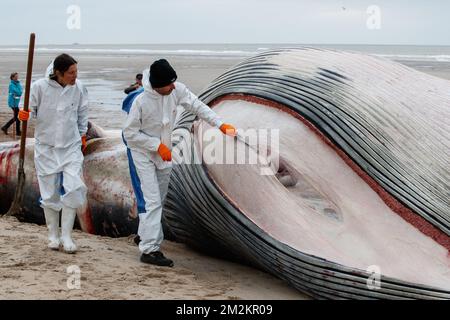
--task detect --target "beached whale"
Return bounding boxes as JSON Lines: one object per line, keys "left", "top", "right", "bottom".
{"left": 0, "top": 123, "right": 138, "bottom": 236}
{"left": 1, "top": 48, "right": 450, "bottom": 299}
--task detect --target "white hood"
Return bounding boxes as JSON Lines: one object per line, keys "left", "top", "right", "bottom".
{"left": 142, "top": 68, "right": 152, "bottom": 92}
{"left": 45, "top": 60, "right": 54, "bottom": 78}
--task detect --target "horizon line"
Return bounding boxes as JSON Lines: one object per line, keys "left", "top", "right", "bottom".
{"left": 1, "top": 42, "right": 450, "bottom": 47}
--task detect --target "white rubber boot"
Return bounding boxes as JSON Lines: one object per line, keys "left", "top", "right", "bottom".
{"left": 60, "top": 206, "right": 77, "bottom": 253}
{"left": 43, "top": 208, "right": 60, "bottom": 250}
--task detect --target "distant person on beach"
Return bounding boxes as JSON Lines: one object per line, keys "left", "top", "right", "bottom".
{"left": 18, "top": 53, "right": 88, "bottom": 254}
{"left": 124, "top": 73, "right": 143, "bottom": 94}
{"left": 1, "top": 72, "right": 23, "bottom": 136}
{"left": 122, "top": 59, "right": 237, "bottom": 267}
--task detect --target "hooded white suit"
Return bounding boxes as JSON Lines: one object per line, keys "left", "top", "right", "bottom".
{"left": 122, "top": 69, "right": 223, "bottom": 254}
{"left": 29, "top": 61, "right": 88, "bottom": 253}
{"left": 30, "top": 63, "right": 88, "bottom": 211}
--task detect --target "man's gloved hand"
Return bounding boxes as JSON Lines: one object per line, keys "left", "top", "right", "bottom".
{"left": 18, "top": 109, "right": 30, "bottom": 121}
{"left": 158, "top": 143, "right": 172, "bottom": 161}
{"left": 81, "top": 135, "right": 87, "bottom": 154}
{"left": 219, "top": 123, "right": 237, "bottom": 137}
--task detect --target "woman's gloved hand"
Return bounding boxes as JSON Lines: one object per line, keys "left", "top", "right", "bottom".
{"left": 18, "top": 109, "right": 30, "bottom": 121}
{"left": 158, "top": 143, "right": 172, "bottom": 161}
{"left": 81, "top": 135, "right": 87, "bottom": 154}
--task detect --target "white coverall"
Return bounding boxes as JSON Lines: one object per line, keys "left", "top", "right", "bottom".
{"left": 122, "top": 69, "right": 223, "bottom": 254}
{"left": 30, "top": 68, "right": 89, "bottom": 211}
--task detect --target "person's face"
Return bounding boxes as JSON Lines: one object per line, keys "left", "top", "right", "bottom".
{"left": 56, "top": 64, "right": 78, "bottom": 86}
{"left": 154, "top": 82, "right": 175, "bottom": 96}
{"left": 136, "top": 78, "right": 142, "bottom": 86}
{"left": 12, "top": 74, "right": 19, "bottom": 81}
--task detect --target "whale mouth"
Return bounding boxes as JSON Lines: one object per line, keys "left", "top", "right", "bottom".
{"left": 195, "top": 96, "right": 450, "bottom": 291}
{"left": 275, "top": 159, "right": 342, "bottom": 222}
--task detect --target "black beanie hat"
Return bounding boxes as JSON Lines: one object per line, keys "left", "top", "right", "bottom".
{"left": 149, "top": 59, "right": 177, "bottom": 88}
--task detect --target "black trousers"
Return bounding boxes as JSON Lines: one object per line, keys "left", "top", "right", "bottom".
{"left": 2, "top": 107, "right": 21, "bottom": 134}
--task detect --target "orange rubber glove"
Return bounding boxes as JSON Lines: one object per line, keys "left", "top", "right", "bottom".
{"left": 158, "top": 143, "right": 172, "bottom": 161}
{"left": 18, "top": 109, "right": 30, "bottom": 121}
{"left": 81, "top": 135, "right": 87, "bottom": 154}
{"left": 219, "top": 123, "right": 237, "bottom": 137}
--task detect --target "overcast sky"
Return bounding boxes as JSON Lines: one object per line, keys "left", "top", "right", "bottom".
{"left": 1, "top": 0, "right": 449, "bottom": 45}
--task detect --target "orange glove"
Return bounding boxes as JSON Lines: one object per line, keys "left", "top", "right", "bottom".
{"left": 81, "top": 135, "right": 87, "bottom": 154}
{"left": 18, "top": 109, "right": 30, "bottom": 121}
{"left": 158, "top": 143, "right": 172, "bottom": 161}
{"left": 219, "top": 123, "right": 237, "bottom": 137}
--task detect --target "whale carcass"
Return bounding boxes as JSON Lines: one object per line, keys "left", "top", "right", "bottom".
{"left": 1, "top": 48, "right": 450, "bottom": 299}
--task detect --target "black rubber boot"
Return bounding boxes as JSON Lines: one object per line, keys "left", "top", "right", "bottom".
{"left": 140, "top": 251, "right": 174, "bottom": 267}
{"left": 1, "top": 127, "right": 7, "bottom": 135}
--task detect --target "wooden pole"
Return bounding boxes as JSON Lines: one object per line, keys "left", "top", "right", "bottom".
{"left": 4, "top": 33, "right": 35, "bottom": 218}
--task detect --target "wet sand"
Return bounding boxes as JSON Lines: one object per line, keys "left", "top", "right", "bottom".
{"left": 0, "top": 216, "right": 306, "bottom": 299}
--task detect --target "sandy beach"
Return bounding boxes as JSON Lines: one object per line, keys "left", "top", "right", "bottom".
{"left": 1, "top": 45, "right": 450, "bottom": 300}
{"left": 0, "top": 216, "right": 306, "bottom": 299}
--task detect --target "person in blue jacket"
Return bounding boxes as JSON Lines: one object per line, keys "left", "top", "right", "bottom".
{"left": 1, "top": 72, "right": 23, "bottom": 135}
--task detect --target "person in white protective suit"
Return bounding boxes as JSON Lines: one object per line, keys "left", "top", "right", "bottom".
{"left": 19, "top": 53, "right": 88, "bottom": 253}
{"left": 122, "top": 59, "right": 236, "bottom": 267}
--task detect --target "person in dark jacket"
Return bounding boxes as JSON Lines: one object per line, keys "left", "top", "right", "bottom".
{"left": 1, "top": 72, "right": 23, "bottom": 135}
{"left": 124, "top": 73, "right": 143, "bottom": 94}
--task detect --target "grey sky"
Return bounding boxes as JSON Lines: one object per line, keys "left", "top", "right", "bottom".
{"left": 1, "top": 0, "right": 449, "bottom": 45}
